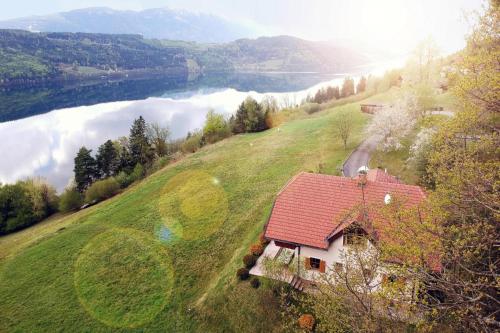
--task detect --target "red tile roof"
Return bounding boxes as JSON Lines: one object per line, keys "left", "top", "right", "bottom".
{"left": 264, "top": 172, "right": 426, "bottom": 249}
{"left": 366, "top": 168, "right": 401, "bottom": 183}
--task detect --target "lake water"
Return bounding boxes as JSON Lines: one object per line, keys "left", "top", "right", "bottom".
{"left": 0, "top": 61, "right": 401, "bottom": 192}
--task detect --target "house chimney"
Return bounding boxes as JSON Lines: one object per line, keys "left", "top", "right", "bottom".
{"left": 358, "top": 170, "right": 367, "bottom": 187}
{"left": 357, "top": 166, "right": 369, "bottom": 186}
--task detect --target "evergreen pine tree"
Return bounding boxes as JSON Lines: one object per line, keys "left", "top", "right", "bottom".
{"left": 73, "top": 147, "right": 97, "bottom": 192}
{"left": 326, "top": 86, "right": 336, "bottom": 101}
{"left": 96, "top": 140, "right": 119, "bottom": 178}
{"left": 341, "top": 77, "right": 355, "bottom": 97}
{"left": 333, "top": 86, "right": 341, "bottom": 99}
{"left": 118, "top": 145, "right": 133, "bottom": 174}
{"left": 231, "top": 97, "right": 268, "bottom": 134}
{"left": 129, "top": 116, "right": 153, "bottom": 166}
{"left": 232, "top": 102, "right": 247, "bottom": 134}
{"left": 356, "top": 76, "right": 367, "bottom": 94}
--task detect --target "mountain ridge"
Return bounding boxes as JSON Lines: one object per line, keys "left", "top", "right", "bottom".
{"left": 0, "top": 7, "right": 257, "bottom": 43}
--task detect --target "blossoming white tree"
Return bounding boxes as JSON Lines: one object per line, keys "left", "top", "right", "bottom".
{"left": 409, "top": 128, "right": 436, "bottom": 161}
{"left": 366, "top": 94, "right": 417, "bottom": 151}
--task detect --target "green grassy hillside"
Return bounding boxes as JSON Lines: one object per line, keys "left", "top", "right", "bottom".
{"left": 0, "top": 101, "right": 369, "bottom": 332}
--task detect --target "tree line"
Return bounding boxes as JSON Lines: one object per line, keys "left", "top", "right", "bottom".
{"left": 306, "top": 76, "right": 367, "bottom": 104}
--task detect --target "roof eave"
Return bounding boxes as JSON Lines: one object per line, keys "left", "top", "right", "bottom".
{"left": 266, "top": 236, "right": 329, "bottom": 250}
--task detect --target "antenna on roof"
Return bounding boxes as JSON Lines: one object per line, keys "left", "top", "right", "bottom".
{"left": 357, "top": 165, "right": 369, "bottom": 174}
{"left": 357, "top": 167, "right": 369, "bottom": 224}
{"left": 384, "top": 193, "right": 392, "bottom": 205}
{"left": 357, "top": 166, "right": 368, "bottom": 187}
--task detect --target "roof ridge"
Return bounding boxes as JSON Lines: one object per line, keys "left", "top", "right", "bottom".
{"left": 276, "top": 172, "right": 306, "bottom": 197}
{"left": 372, "top": 180, "right": 425, "bottom": 191}
{"left": 293, "top": 172, "right": 423, "bottom": 192}
{"left": 303, "top": 172, "right": 356, "bottom": 182}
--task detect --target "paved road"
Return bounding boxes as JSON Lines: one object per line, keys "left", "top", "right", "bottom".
{"left": 342, "top": 134, "right": 383, "bottom": 177}
{"left": 342, "top": 111, "right": 453, "bottom": 177}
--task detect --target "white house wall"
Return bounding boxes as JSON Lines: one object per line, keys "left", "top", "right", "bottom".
{"left": 298, "top": 237, "right": 384, "bottom": 288}
{"left": 299, "top": 236, "right": 344, "bottom": 280}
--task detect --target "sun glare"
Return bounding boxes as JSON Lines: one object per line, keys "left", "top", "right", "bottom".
{"left": 357, "top": 1, "right": 411, "bottom": 45}
{"left": 299, "top": 0, "right": 475, "bottom": 55}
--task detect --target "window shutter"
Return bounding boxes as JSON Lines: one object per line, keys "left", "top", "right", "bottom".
{"left": 304, "top": 257, "right": 311, "bottom": 270}
{"left": 319, "top": 260, "right": 326, "bottom": 273}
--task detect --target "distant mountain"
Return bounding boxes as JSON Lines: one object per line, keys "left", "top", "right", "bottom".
{"left": 164, "top": 35, "right": 369, "bottom": 73}
{"left": 0, "top": 30, "right": 368, "bottom": 88}
{"left": 0, "top": 7, "right": 257, "bottom": 43}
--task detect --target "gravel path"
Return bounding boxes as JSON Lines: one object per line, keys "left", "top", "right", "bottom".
{"left": 342, "top": 110, "right": 453, "bottom": 177}
{"left": 342, "top": 134, "right": 383, "bottom": 177}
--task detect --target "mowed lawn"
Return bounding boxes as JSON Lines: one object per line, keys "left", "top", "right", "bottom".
{"left": 0, "top": 102, "right": 369, "bottom": 332}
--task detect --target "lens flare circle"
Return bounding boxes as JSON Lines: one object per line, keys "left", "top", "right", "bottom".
{"left": 74, "top": 228, "right": 174, "bottom": 328}
{"left": 158, "top": 170, "right": 228, "bottom": 240}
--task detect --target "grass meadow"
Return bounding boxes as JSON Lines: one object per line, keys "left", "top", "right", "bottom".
{"left": 0, "top": 100, "right": 369, "bottom": 332}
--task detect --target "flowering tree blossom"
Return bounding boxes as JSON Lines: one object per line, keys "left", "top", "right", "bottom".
{"left": 366, "top": 95, "right": 417, "bottom": 151}
{"left": 409, "top": 127, "right": 436, "bottom": 161}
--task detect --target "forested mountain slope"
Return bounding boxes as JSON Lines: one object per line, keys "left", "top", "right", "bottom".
{"left": 0, "top": 30, "right": 367, "bottom": 87}
{"left": 166, "top": 35, "right": 367, "bottom": 73}
{"left": 0, "top": 30, "right": 188, "bottom": 86}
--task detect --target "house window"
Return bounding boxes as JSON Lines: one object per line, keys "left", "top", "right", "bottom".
{"left": 363, "top": 268, "right": 374, "bottom": 280}
{"left": 343, "top": 227, "right": 366, "bottom": 246}
{"left": 310, "top": 257, "right": 321, "bottom": 269}
{"left": 383, "top": 274, "right": 403, "bottom": 285}
{"left": 335, "top": 262, "right": 344, "bottom": 272}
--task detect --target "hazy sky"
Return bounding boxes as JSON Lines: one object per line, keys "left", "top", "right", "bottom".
{"left": 0, "top": 0, "right": 485, "bottom": 54}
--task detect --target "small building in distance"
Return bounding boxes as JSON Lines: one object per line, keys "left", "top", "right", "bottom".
{"left": 360, "top": 103, "right": 386, "bottom": 114}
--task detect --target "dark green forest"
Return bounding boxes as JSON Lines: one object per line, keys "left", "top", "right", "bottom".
{"left": 0, "top": 30, "right": 188, "bottom": 84}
